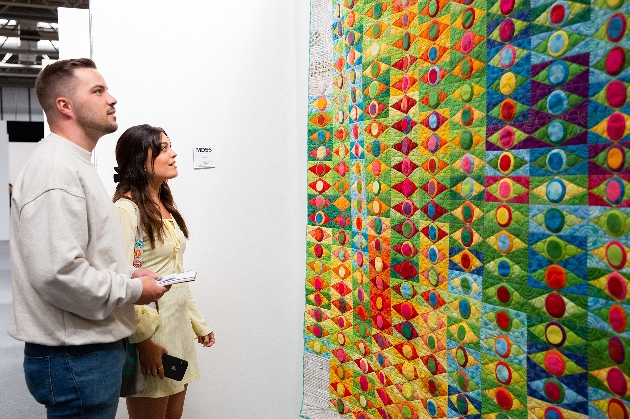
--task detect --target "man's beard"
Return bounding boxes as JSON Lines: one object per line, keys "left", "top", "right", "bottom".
{"left": 74, "top": 102, "right": 118, "bottom": 135}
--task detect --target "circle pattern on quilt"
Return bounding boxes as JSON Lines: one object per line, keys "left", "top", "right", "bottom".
{"left": 547, "top": 90, "right": 568, "bottom": 115}
{"left": 607, "top": 146, "right": 626, "bottom": 171}
{"left": 607, "top": 368, "right": 628, "bottom": 396}
{"left": 498, "top": 259, "right": 512, "bottom": 278}
{"left": 544, "top": 350, "right": 566, "bottom": 376}
{"left": 497, "top": 205, "right": 513, "bottom": 227}
{"left": 500, "top": 72, "right": 517, "bottom": 95}
{"left": 607, "top": 272, "right": 628, "bottom": 300}
{"left": 607, "top": 47, "right": 626, "bottom": 75}
{"left": 463, "top": 8, "right": 475, "bottom": 28}
{"left": 456, "top": 346, "right": 469, "bottom": 367}
{"left": 548, "top": 61, "right": 569, "bottom": 86}
{"left": 549, "top": 1, "right": 569, "bottom": 26}
{"left": 500, "top": 46, "right": 517, "bottom": 68}
{"left": 428, "top": 0, "right": 439, "bottom": 16}
{"left": 545, "top": 208, "right": 565, "bottom": 233}
{"left": 546, "top": 407, "right": 565, "bottom": 419}
{"left": 500, "top": 0, "right": 515, "bottom": 15}
{"left": 608, "top": 14, "right": 627, "bottom": 42}
{"left": 461, "top": 32, "right": 475, "bottom": 54}
{"left": 500, "top": 19, "right": 515, "bottom": 42}
{"left": 608, "top": 113, "right": 626, "bottom": 141}
{"left": 608, "top": 399, "right": 629, "bottom": 419}
{"left": 544, "top": 378, "right": 565, "bottom": 403}
{"left": 609, "top": 305, "right": 627, "bottom": 332}
{"left": 457, "top": 371, "right": 469, "bottom": 391}
{"left": 495, "top": 387, "right": 514, "bottom": 410}
{"left": 496, "top": 362, "right": 512, "bottom": 384}
{"left": 496, "top": 310, "right": 513, "bottom": 330}
{"left": 428, "top": 66, "right": 441, "bottom": 86}
{"left": 546, "top": 179, "right": 566, "bottom": 203}
{"left": 546, "top": 293, "right": 566, "bottom": 318}
{"left": 607, "top": 81, "right": 627, "bottom": 108}
{"left": 606, "top": 178, "right": 625, "bottom": 204}
{"left": 460, "top": 131, "right": 474, "bottom": 150}
{"left": 428, "top": 134, "right": 439, "bottom": 152}
{"left": 501, "top": 99, "right": 517, "bottom": 121}
{"left": 461, "top": 83, "right": 474, "bottom": 102}
{"left": 547, "top": 149, "right": 567, "bottom": 172}
{"left": 500, "top": 126, "right": 516, "bottom": 148}
{"left": 547, "top": 121, "right": 567, "bottom": 144}
{"left": 609, "top": 336, "right": 626, "bottom": 364}
{"left": 545, "top": 265, "right": 567, "bottom": 289}
{"left": 461, "top": 276, "right": 472, "bottom": 294}
{"left": 495, "top": 335, "right": 512, "bottom": 357}
{"left": 548, "top": 31, "right": 569, "bottom": 57}
{"left": 546, "top": 322, "right": 567, "bottom": 347}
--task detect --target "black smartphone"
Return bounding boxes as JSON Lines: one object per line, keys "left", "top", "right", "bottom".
{"left": 162, "top": 354, "right": 188, "bottom": 381}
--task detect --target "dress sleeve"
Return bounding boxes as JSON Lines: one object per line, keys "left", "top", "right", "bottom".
{"left": 128, "top": 305, "right": 162, "bottom": 343}
{"left": 186, "top": 284, "right": 212, "bottom": 338}
{"left": 114, "top": 202, "right": 137, "bottom": 266}
{"left": 115, "top": 200, "right": 162, "bottom": 342}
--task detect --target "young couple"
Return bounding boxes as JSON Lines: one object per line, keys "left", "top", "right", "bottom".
{"left": 8, "top": 58, "right": 214, "bottom": 419}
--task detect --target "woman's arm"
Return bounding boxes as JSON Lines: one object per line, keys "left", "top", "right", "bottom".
{"left": 186, "top": 284, "right": 214, "bottom": 345}
{"left": 136, "top": 338, "right": 168, "bottom": 379}
{"left": 115, "top": 201, "right": 162, "bottom": 342}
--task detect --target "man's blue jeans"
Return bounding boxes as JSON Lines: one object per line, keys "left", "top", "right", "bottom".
{"left": 23, "top": 339, "right": 126, "bottom": 419}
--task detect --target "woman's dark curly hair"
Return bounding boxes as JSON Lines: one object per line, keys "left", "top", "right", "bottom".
{"left": 113, "top": 124, "right": 189, "bottom": 248}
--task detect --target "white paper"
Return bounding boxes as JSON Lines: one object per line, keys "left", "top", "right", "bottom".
{"left": 193, "top": 146, "right": 215, "bottom": 169}
{"left": 157, "top": 270, "right": 197, "bottom": 286}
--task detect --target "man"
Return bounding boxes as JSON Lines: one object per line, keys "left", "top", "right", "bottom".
{"left": 7, "top": 58, "right": 169, "bottom": 418}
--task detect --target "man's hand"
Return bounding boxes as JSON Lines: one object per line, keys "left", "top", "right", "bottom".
{"left": 136, "top": 338, "right": 167, "bottom": 379}
{"left": 131, "top": 268, "right": 159, "bottom": 279}
{"left": 134, "top": 276, "right": 169, "bottom": 305}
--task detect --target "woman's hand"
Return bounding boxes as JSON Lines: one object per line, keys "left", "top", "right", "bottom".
{"left": 198, "top": 332, "right": 215, "bottom": 347}
{"left": 136, "top": 338, "right": 168, "bottom": 379}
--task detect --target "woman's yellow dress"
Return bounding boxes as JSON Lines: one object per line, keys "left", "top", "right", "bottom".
{"left": 115, "top": 199, "right": 212, "bottom": 398}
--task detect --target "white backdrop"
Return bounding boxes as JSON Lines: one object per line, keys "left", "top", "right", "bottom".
{"left": 90, "top": 1, "right": 309, "bottom": 418}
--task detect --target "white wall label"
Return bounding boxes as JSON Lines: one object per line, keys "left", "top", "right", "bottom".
{"left": 193, "top": 146, "right": 215, "bottom": 169}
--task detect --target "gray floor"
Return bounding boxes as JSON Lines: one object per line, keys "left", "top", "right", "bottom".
{"left": 0, "top": 240, "right": 45, "bottom": 417}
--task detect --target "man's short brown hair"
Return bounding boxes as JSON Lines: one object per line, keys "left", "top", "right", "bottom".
{"left": 35, "top": 58, "right": 97, "bottom": 118}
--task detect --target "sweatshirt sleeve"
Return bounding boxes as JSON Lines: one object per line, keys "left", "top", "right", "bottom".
{"left": 115, "top": 201, "right": 163, "bottom": 342}
{"left": 186, "top": 284, "right": 212, "bottom": 338}
{"left": 17, "top": 189, "right": 141, "bottom": 320}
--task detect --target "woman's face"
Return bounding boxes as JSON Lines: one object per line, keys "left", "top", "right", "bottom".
{"left": 146, "top": 132, "right": 178, "bottom": 182}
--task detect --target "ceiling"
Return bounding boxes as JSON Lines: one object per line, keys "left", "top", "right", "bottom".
{"left": 0, "top": 0, "right": 88, "bottom": 88}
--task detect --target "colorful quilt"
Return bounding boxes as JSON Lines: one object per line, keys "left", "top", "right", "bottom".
{"left": 302, "top": 0, "right": 630, "bottom": 418}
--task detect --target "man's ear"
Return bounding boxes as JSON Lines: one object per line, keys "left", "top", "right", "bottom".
{"left": 55, "top": 97, "right": 73, "bottom": 118}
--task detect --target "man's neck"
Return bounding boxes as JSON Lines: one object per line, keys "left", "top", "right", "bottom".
{"left": 49, "top": 124, "right": 99, "bottom": 152}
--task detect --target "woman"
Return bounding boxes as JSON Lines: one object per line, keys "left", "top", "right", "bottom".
{"left": 113, "top": 124, "right": 215, "bottom": 419}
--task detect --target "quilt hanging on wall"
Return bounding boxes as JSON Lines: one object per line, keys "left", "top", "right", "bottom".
{"left": 302, "top": 0, "right": 630, "bottom": 418}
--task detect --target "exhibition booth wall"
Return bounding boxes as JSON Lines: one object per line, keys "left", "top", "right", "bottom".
{"left": 90, "top": 1, "right": 309, "bottom": 418}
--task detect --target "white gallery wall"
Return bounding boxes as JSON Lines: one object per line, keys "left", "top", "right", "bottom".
{"left": 90, "top": 1, "right": 309, "bottom": 418}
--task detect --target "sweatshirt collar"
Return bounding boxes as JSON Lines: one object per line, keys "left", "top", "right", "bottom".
{"left": 47, "top": 132, "right": 94, "bottom": 165}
